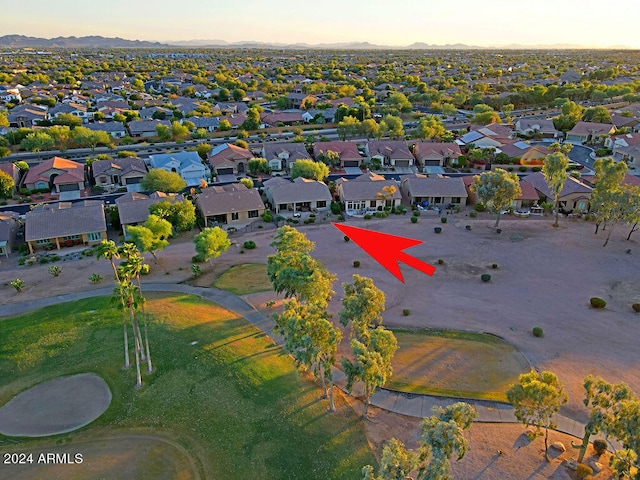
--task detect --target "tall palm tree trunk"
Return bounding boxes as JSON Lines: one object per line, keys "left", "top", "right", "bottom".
{"left": 128, "top": 307, "right": 142, "bottom": 388}
{"left": 134, "top": 274, "right": 153, "bottom": 373}
{"left": 122, "top": 310, "right": 130, "bottom": 368}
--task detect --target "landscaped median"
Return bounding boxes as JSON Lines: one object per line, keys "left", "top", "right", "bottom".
{"left": 0, "top": 293, "right": 374, "bottom": 480}
{"left": 387, "top": 328, "right": 531, "bottom": 402}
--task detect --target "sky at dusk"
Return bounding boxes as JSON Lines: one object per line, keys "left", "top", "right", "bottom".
{"left": 4, "top": 0, "right": 640, "bottom": 48}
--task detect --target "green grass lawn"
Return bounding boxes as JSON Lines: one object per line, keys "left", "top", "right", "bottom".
{"left": 0, "top": 293, "right": 375, "bottom": 479}
{"left": 212, "top": 263, "right": 272, "bottom": 295}
{"left": 388, "top": 329, "right": 530, "bottom": 402}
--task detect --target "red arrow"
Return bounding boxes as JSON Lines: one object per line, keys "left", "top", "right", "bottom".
{"left": 333, "top": 223, "right": 435, "bottom": 283}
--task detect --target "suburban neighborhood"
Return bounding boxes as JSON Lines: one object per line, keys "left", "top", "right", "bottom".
{"left": 1, "top": 40, "right": 640, "bottom": 480}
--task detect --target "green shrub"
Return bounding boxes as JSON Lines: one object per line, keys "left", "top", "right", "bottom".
{"left": 50, "top": 255, "right": 60, "bottom": 262}
{"left": 492, "top": 263, "right": 498, "bottom": 269}
{"left": 590, "top": 297, "right": 606, "bottom": 308}
{"left": 48, "top": 265, "right": 63, "bottom": 277}
{"left": 262, "top": 212, "right": 273, "bottom": 222}
{"left": 437, "top": 259, "right": 444, "bottom": 265}
{"left": 330, "top": 202, "right": 342, "bottom": 214}
{"left": 441, "top": 217, "right": 447, "bottom": 224}
{"left": 469, "top": 210, "right": 478, "bottom": 218}
{"left": 353, "top": 260, "right": 360, "bottom": 268}
{"left": 394, "top": 205, "right": 407, "bottom": 214}
{"left": 83, "top": 249, "right": 94, "bottom": 257}
{"left": 519, "top": 166, "right": 527, "bottom": 172}
{"left": 410, "top": 216, "right": 418, "bottom": 223}
{"left": 576, "top": 463, "right": 593, "bottom": 479}
{"left": 140, "top": 264, "right": 150, "bottom": 275}
{"left": 632, "top": 303, "right": 640, "bottom": 313}
{"left": 481, "top": 274, "right": 491, "bottom": 282}
{"left": 89, "top": 273, "right": 103, "bottom": 284}
{"left": 191, "top": 264, "right": 202, "bottom": 277}
{"left": 10, "top": 279, "right": 25, "bottom": 292}
{"left": 532, "top": 166, "right": 541, "bottom": 172}
{"left": 192, "top": 255, "right": 205, "bottom": 263}
{"left": 474, "top": 202, "right": 486, "bottom": 212}
{"left": 374, "top": 211, "right": 387, "bottom": 218}
{"left": 344, "top": 235, "right": 350, "bottom": 242}
{"left": 532, "top": 327, "right": 544, "bottom": 337}
{"left": 402, "top": 309, "right": 411, "bottom": 316}
{"left": 243, "top": 240, "right": 256, "bottom": 249}
{"left": 364, "top": 214, "right": 372, "bottom": 220}
{"left": 413, "top": 210, "right": 420, "bottom": 216}
{"left": 593, "top": 439, "right": 607, "bottom": 455}
{"left": 39, "top": 256, "right": 49, "bottom": 264}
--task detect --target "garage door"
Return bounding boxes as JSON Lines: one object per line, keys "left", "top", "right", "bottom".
{"left": 395, "top": 160, "right": 410, "bottom": 167}
{"left": 424, "top": 160, "right": 441, "bottom": 166}
{"left": 58, "top": 183, "right": 80, "bottom": 192}
{"left": 216, "top": 167, "right": 234, "bottom": 175}
{"left": 343, "top": 160, "right": 359, "bottom": 168}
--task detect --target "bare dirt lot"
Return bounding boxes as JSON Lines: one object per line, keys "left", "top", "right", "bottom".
{"left": 2, "top": 212, "right": 638, "bottom": 479}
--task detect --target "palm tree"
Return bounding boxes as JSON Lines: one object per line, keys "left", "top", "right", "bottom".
{"left": 120, "top": 243, "right": 153, "bottom": 374}
{"left": 96, "top": 240, "right": 130, "bottom": 369}
{"left": 115, "top": 279, "right": 143, "bottom": 388}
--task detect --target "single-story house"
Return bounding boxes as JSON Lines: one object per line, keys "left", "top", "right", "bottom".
{"left": 261, "top": 143, "right": 311, "bottom": 171}
{"left": 566, "top": 121, "right": 616, "bottom": 145}
{"left": 23, "top": 157, "right": 85, "bottom": 197}
{"left": 148, "top": 151, "right": 210, "bottom": 187}
{"left": 25, "top": 201, "right": 107, "bottom": 253}
{"left": 515, "top": 119, "right": 560, "bottom": 139}
{"left": 286, "top": 92, "right": 318, "bottom": 109}
{"left": 524, "top": 172, "right": 592, "bottom": 212}
{"left": 115, "top": 191, "right": 185, "bottom": 236}
{"left": 264, "top": 177, "right": 332, "bottom": 214}
{"left": 92, "top": 157, "right": 148, "bottom": 192}
{"left": 128, "top": 119, "right": 171, "bottom": 137}
{"left": 606, "top": 132, "right": 640, "bottom": 150}
{"left": 48, "top": 102, "right": 91, "bottom": 123}
{"left": 0, "top": 211, "right": 20, "bottom": 257}
{"left": 261, "top": 112, "right": 304, "bottom": 126}
{"left": 208, "top": 143, "right": 255, "bottom": 176}
{"left": 313, "top": 141, "right": 363, "bottom": 168}
{"left": 7, "top": 104, "right": 48, "bottom": 127}
{"left": 413, "top": 142, "right": 462, "bottom": 168}
{"left": 195, "top": 183, "right": 266, "bottom": 227}
{"left": 185, "top": 116, "right": 220, "bottom": 132}
{"left": 400, "top": 174, "right": 467, "bottom": 206}
{"left": 337, "top": 172, "right": 401, "bottom": 215}
{"left": 366, "top": 140, "right": 414, "bottom": 168}
{"left": 457, "top": 124, "right": 512, "bottom": 148}
{"left": 611, "top": 144, "right": 640, "bottom": 168}
{"left": 512, "top": 180, "right": 541, "bottom": 209}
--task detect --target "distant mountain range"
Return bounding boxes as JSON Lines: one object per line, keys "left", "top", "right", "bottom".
{"left": 0, "top": 35, "right": 633, "bottom": 50}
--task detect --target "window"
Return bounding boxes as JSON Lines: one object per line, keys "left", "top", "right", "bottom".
{"left": 452, "top": 197, "right": 461, "bottom": 204}
{"left": 231, "top": 212, "right": 239, "bottom": 221}
{"left": 87, "top": 232, "right": 102, "bottom": 242}
{"left": 317, "top": 201, "right": 326, "bottom": 208}
{"left": 433, "top": 197, "right": 442, "bottom": 204}
{"left": 248, "top": 210, "right": 258, "bottom": 218}
{"left": 36, "top": 239, "right": 51, "bottom": 245}
{"left": 369, "top": 200, "right": 377, "bottom": 208}
{"left": 63, "top": 235, "right": 80, "bottom": 241}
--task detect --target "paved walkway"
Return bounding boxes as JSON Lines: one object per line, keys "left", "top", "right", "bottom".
{"left": 2, "top": 282, "right": 586, "bottom": 440}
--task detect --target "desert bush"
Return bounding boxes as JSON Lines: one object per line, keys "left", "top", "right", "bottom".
{"left": 10, "top": 279, "right": 25, "bottom": 292}
{"left": 364, "top": 214, "right": 372, "bottom": 220}
{"left": 402, "top": 309, "right": 411, "bottom": 316}
{"left": 192, "top": 254, "right": 205, "bottom": 263}
{"left": 410, "top": 216, "right": 418, "bottom": 223}
{"left": 481, "top": 274, "right": 491, "bottom": 282}
{"left": 413, "top": 210, "right": 420, "bottom": 216}
{"left": 438, "top": 258, "right": 444, "bottom": 265}
{"left": 532, "top": 166, "right": 541, "bottom": 172}
{"left": 592, "top": 439, "right": 607, "bottom": 456}
{"left": 632, "top": 303, "right": 640, "bottom": 313}
{"left": 492, "top": 263, "right": 499, "bottom": 269}
{"left": 262, "top": 212, "right": 273, "bottom": 223}
{"left": 474, "top": 202, "right": 486, "bottom": 212}
{"left": 140, "top": 264, "right": 150, "bottom": 275}
{"left": 344, "top": 235, "right": 350, "bottom": 242}
{"left": 590, "top": 297, "right": 606, "bottom": 309}
{"left": 441, "top": 217, "right": 447, "bottom": 224}
{"left": 89, "top": 273, "right": 103, "bottom": 284}
{"left": 469, "top": 210, "right": 478, "bottom": 218}
{"left": 576, "top": 463, "right": 593, "bottom": 479}
{"left": 532, "top": 327, "right": 544, "bottom": 337}
{"left": 374, "top": 211, "right": 388, "bottom": 218}
{"left": 353, "top": 260, "right": 360, "bottom": 268}
{"left": 48, "top": 265, "right": 63, "bottom": 277}
{"left": 191, "top": 264, "right": 202, "bottom": 277}
{"left": 39, "top": 256, "right": 49, "bottom": 264}
{"left": 243, "top": 240, "right": 256, "bottom": 249}
{"left": 330, "top": 202, "right": 342, "bottom": 214}
{"left": 519, "top": 166, "right": 527, "bottom": 172}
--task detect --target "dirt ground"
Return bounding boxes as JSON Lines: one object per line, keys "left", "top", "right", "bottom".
{"left": 1, "top": 211, "right": 638, "bottom": 479}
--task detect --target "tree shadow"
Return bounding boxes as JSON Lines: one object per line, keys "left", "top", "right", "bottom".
{"left": 513, "top": 431, "right": 533, "bottom": 449}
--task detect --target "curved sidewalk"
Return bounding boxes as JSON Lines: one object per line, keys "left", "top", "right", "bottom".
{"left": 1, "top": 282, "right": 586, "bottom": 440}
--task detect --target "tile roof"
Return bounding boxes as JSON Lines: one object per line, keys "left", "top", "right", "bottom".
{"left": 523, "top": 172, "right": 592, "bottom": 198}
{"left": 413, "top": 142, "right": 462, "bottom": 159}
{"left": 367, "top": 140, "right": 413, "bottom": 160}
{"left": 115, "top": 191, "right": 184, "bottom": 225}
{"left": 25, "top": 201, "right": 106, "bottom": 241}
{"left": 401, "top": 175, "right": 468, "bottom": 198}
{"left": 23, "top": 157, "right": 85, "bottom": 186}
{"left": 313, "top": 141, "right": 362, "bottom": 161}
{"left": 195, "top": 183, "right": 265, "bottom": 216}
{"left": 340, "top": 174, "right": 401, "bottom": 201}
{"left": 267, "top": 177, "right": 332, "bottom": 205}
